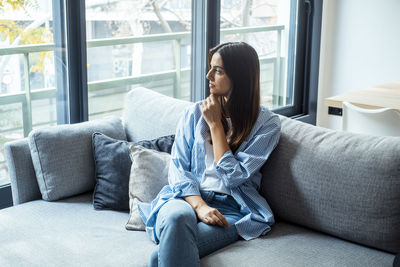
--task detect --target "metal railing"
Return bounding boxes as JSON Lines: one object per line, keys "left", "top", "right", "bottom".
{"left": 0, "top": 25, "right": 285, "bottom": 181}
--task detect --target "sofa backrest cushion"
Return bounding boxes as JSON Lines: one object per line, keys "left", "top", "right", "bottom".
{"left": 261, "top": 115, "right": 400, "bottom": 253}
{"left": 28, "top": 116, "right": 126, "bottom": 201}
{"left": 123, "top": 87, "right": 193, "bottom": 142}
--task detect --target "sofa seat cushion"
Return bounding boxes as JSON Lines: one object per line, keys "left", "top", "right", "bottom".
{"left": 0, "top": 193, "right": 154, "bottom": 266}
{"left": 202, "top": 222, "right": 395, "bottom": 267}
{"left": 0, "top": 195, "right": 394, "bottom": 266}
{"left": 0, "top": 194, "right": 394, "bottom": 267}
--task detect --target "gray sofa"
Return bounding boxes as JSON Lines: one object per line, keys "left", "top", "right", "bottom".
{"left": 1, "top": 87, "right": 398, "bottom": 266}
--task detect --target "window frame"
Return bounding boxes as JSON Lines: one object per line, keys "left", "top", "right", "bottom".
{"left": 274, "top": 0, "right": 323, "bottom": 124}
{"left": 0, "top": 0, "right": 323, "bottom": 209}
{"left": 0, "top": 185, "right": 12, "bottom": 209}
{"left": 54, "top": 0, "right": 89, "bottom": 124}
{"left": 190, "top": 0, "right": 221, "bottom": 101}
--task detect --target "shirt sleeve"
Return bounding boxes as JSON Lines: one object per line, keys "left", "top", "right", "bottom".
{"left": 214, "top": 114, "right": 281, "bottom": 189}
{"left": 167, "top": 106, "right": 201, "bottom": 197}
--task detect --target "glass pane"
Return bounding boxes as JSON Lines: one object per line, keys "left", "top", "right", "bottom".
{"left": 220, "top": 0, "right": 293, "bottom": 109}
{"left": 86, "top": 0, "right": 192, "bottom": 120}
{"left": 0, "top": 1, "right": 56, "bottom": 186}
{"left": 0, "top": 103, "right": 23, "bottom": 186}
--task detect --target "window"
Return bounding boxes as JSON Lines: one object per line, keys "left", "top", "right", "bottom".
{"left": 0, "top": 1, "right": 58, "bottom": 199}
{"left": 85, "top": 1, "right": 192, "bottom": 120}
{"left": 220, "top": 0, "right": 290, "bottom": 110}
{"left": 0, "top": 0, "right": 322, "bottom": 208}
{"left": 218, "top": 0, "right": 322, "bottom": 121}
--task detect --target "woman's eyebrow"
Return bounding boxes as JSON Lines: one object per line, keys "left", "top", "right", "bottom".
{"left": 211, "top": 65, "right": 225, "bottom": 70}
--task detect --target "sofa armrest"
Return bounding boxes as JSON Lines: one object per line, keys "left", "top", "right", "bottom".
{"left": 4, "top": 138, "right": 41, "bottom": 205}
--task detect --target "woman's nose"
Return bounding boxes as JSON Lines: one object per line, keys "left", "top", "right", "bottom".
{"left": 206, "top": 70, "right": 213, "bottom": 80}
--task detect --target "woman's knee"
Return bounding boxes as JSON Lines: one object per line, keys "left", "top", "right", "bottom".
{"left": 163, "top": 204, "right": 196, "bottom": 227}
{"left": 157, "top": 200, "right": 197, "bottom": 232}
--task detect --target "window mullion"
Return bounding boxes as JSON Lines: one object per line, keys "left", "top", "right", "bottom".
{"left": 53, "top": 0, "right": 68, "bottom": 124}
{"left": 53, "top": 0, "right": 88, "bottom": 124}
{"left": 205, "top": 0, "right": 220, "bottom": 98}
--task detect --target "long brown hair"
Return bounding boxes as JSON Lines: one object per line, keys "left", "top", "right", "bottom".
{"left": 208, "top": 42, "right": 261, "bottom": 153}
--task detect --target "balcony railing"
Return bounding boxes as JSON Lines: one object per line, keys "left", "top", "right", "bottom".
{"left": 0, "top": 25, "right": 285, "bottom": 185}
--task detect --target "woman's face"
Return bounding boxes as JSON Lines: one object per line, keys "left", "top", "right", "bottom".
{"left": 206, "top": 53, "right": 232, "bottom": 98}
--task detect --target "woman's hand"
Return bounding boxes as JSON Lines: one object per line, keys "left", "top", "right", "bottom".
{"left": 196, "top": 204, "right": 230, "bottom": 227}
{"left": 184, "top": 195, "right": 230, "bottom": 227}
{"left": 200, "top": 94, "right": 230, "bottom": 162}
{"left": 201, "top": 94, "right": 222, "bottom": 128}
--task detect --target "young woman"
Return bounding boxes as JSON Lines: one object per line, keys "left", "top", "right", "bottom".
{"left": 138, "top": 42, "right": 281, "bottom": 266}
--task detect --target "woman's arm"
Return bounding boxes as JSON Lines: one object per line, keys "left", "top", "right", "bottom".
{"left": 169, "top": 104, "right": 229, "bottom": 227}
{"left": 201, "top": 94, "right": 281, "bottom": 189}
{"left": 200, "top": 94, "right": 230, "bottom": 162}
{"left": 168, "top": 106, "right": 201, "bottom": 197}
{"left": 214, "top": 115, "right": 281, "bottom": 188}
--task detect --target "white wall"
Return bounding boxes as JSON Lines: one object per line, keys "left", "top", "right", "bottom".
{"left": 316, "top": 0, "right": 400, "bottom": 129}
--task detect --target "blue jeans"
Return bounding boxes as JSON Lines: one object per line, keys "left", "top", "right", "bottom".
{"left": 149, "top": 191, "right": 244, "bottom": 267}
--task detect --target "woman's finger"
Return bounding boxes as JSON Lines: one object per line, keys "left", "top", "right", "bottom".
{"left": 206, "top": 97, "right": 212, "bottom": 106}
{"left": 209, "top": 94, "right": 218, "bottom": 105}
{"left": 215, "top": 210, "right": 230, "bottom": 227}
{"left": 208, "top": 95, "right": 214, "bottom": 106}
{"left": 211, "top": 214, "right": 225, "bottom": 227}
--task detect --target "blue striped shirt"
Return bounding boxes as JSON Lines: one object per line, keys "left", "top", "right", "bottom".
{"left": 138, "top": 102, "right": 281, "bottom": 243}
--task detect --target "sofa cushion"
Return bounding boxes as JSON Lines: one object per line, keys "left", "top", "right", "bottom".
{"left": 261, "top": 115, "right": 400, "bottom": 253}
{"left": 92, "top": 133, "right": 174, "bottom": 211}
{"left": 123, "top": 87, "right": 192, "bottom": 142}
{"left": 28, "top": 117, "right": 126, "bottom": 201}
{"left": 126, "top": 145, "right": 170, "bottom": 231}
{"left": 201, "top": 222, "right": 395, "bottom": 267}
{"left": 0, "top": 194, "right": 394, "bottom": 266}
{"left": 0, "top": 193, "right": 155, "bottom": 266}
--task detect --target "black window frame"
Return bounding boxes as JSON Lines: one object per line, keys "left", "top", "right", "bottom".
{"left": 274, "top": 0, "right": 323, "bottom": 124}
{"left": 54, "top": 0, "right": 88, "bottom": 124}
{"left": 0, "top": 0, "right": 323, "bottom": 209}
{"left": 0, "top": 185, "right": 12, "bottom": 209}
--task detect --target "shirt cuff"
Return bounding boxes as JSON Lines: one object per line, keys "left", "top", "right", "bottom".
{"left": 215, "top": 149, "right": 234, "bottom": 172}
{"left": 174, "top": 181, "right": 201, "bottom": 197}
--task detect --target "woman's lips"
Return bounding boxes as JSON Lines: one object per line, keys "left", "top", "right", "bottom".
{"left": 209, "top": 83, "right": 215, "bottom": 89}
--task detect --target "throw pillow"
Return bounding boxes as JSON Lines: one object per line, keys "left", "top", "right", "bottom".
{"left": 92, "top": 133, "right": 174, "bottom": 211}
{"left": 126, "top": 144, "right": 170, "bottom": 231}
{"left": 28, "top": 116, "right": 126, "bottom": 201}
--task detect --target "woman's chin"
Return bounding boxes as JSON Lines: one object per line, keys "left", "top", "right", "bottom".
{"left": 210, "top": 89, "right": 221, "bottom": 96}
